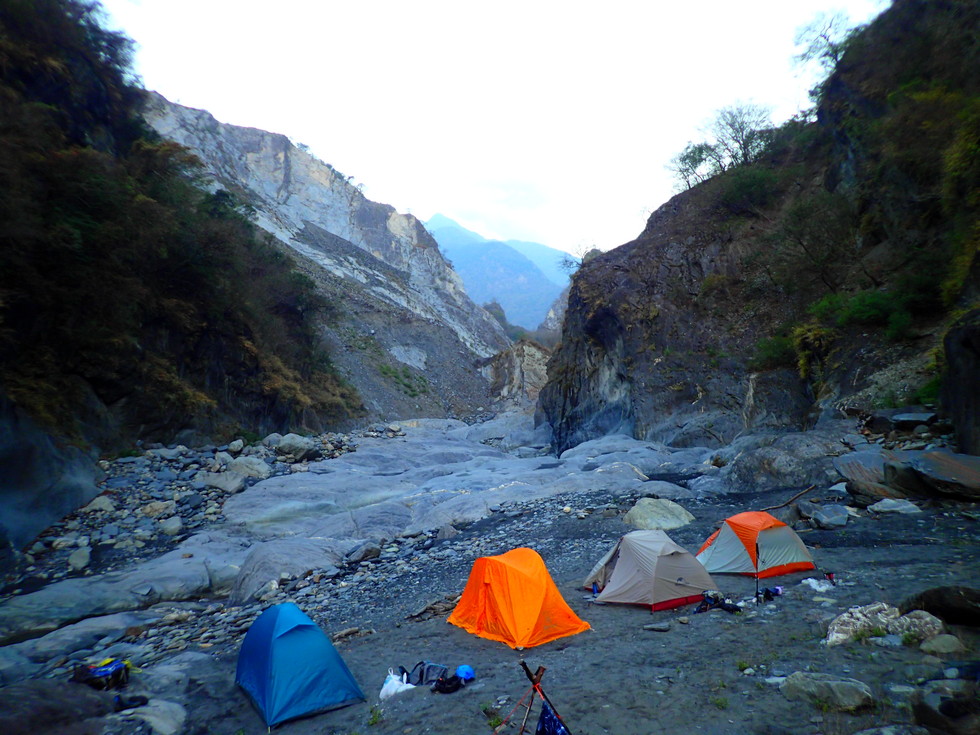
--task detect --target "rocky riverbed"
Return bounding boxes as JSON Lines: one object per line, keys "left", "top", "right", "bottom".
{"left": 0, "top": 411, "right": 977, "bottom": 735}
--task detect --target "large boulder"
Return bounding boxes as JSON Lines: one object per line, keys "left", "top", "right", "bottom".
{"left": 276, "top": 433, "right": 321, "bottom": 461}
{"left": 724, "top": 431, "right": 844, "bottom": 492}
{"left": 825, "top": 602, "right": 944, "bottom": 646}
{"left": 900, "top": 586, "right": 980, "bottom": 627}
{"left": 908, "top": 451, "right": 980, "bottom": 501}
{"left": 226, "top": 456, "right": 272, "bottom": 480}
{"left": 623, "top": 498, "right": 694, "bottom": 530}
{"left": 780, "top": 671, "right": 875, "bottom": 712}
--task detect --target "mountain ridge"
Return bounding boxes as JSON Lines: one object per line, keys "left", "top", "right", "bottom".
{"left": 424, "top": 214, "right": 569, "bottom": 329}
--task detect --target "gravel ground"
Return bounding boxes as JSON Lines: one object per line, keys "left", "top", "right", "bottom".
{"left": 171, "top": 486, "right": 980, "bottom": 735}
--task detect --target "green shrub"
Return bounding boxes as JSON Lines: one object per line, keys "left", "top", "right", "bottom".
{"left": 749, "top": 336, "right": 796, "bottom": 371}
{"left": 807, "top": 290, "right": 913, "bottom": 341}
{"left": 718, "top": 167, "right": 779, "bottom": 215}
{"left": 913, "top": 375, "right": 941, "bottom": 404}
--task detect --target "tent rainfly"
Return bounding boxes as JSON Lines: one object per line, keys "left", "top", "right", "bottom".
{"left": 584, "top": 530, "right": 718, "bottom": 611}
{"left": 696, "top": 511, "right": 815, "bottom": 578}
{"left": 448, "top": 547, "right": 590, "bottom": 649}
{"left": 236, "top": 602, "right": 365, "bottom": 727}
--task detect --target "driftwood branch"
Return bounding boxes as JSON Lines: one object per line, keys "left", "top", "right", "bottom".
{"left": 759, "top": 485, "right": 816, "bottom": 512}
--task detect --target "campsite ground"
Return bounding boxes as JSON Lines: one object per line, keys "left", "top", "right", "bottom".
{"left": 186, "top": 486, "right": 979, "bottom": 735}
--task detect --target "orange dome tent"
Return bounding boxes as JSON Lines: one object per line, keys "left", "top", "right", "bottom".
{"left": 447, "top": 547, "right": 590, "bottom": 649}
{"left": 696, "top": 511, "right": 815, "bottom": 579}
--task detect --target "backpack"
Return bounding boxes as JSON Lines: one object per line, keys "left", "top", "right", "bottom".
{"left": 71, "top": 659, "right": 130, "bottom": 690}
{"left": 406, "top": 660, "right": 449, "bottom": 686}
{"left": 431, "top": 674, "right": 465, "bottom": 694}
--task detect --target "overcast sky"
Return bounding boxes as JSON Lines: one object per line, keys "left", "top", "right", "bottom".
{"left": 99, "top": 0, "right": 887, "bottom": 255}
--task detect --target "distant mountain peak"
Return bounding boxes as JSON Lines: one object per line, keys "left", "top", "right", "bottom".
{"left": 425, "top": 214, "right": 487, "bottom": 242}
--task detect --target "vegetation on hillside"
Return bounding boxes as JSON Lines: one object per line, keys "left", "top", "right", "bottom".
{"left": 0, "top": 0, "right": 362, "bottom": 447}
{"left": 668, "top": 0, "right": 979, "bottom": 396}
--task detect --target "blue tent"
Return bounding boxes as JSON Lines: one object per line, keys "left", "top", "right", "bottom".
{"left": 236, "top": 602, "right": 365, "bottom": 727}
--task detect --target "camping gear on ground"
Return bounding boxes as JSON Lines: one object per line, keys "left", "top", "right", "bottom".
{"left": 402, "top": 660, "right": 449, "bottom": 686}
{"left": 694, "top": 591, "right": 740, "bottom": 615}
{"left": 583, "top": 530, "right": 719, "bottom": 611}
{"left": 380, "top": 669, "right": 415, "bottom": 700}
{"left": 491, "top": 662, "right": 573, "bottom": 735}
{"left": 431, "top": 674, "right": 466, "bottom": 693}
{"left": 456, "top": 665, "right": 476, "bottom": 682}
{"left": 696, "top": 511, "right": 815, "bottom": 579}
{"left": 71, "top": 658, "right": 130, "bottom": 690}
{"left": 448, "top": 547, "right": 590, "bottom": 649}
{"left": 236, "top": 602, "right": 365, "bottom": 727}
{"left": 758, "top": 586, "right": 783, "bottom": 602}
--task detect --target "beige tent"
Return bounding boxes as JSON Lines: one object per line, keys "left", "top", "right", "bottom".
{"left": 583, "top": 530, "right": 718, "bottom": 611}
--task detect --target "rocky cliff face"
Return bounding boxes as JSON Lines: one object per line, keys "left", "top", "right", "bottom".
{"left": 142, "top": 93, "right": 509, "bottom": 419}
{"left": 538, "top": 188, "right": 817, "bottom": 453}
{"left": 479, "top": 339, "right": 551, "bottom": 411}
{"left": 539, "top": 0, "right": 978, "bottom": 454}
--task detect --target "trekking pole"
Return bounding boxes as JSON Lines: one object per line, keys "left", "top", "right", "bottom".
{"left": 518, "top": 692, "right": 533, "bottom": 734}
{"left": 754, "top": 540, "right": 761, "bottom": 605}
{"left": 520, "top": 661, "right": 574, "bottom": 735}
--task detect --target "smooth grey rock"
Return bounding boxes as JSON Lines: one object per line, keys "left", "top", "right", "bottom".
{"left": 345, "top": 541, "right": 382, "bottom": 564}
{"left": 68, "top": 546, "right": 91, "bottom": 571}
{"left": 780, "top": 671, "right": 874, "bottom": 711}
{"left": 920, "top": 634, "right": 965, "bottom": 655}
{"left": 0, "top": 534, "right": 245, "bottom": 645}
{"left": 277, "top": 433, "right": 320, "bottom": 461}
{"left": 893, "top": 413, "right": 937, "bottom": 429}
{"left": 197, "top": 470, "right": 246, "bottom": 494}
{"left": 869, "top": 498, "right": 922, "bottom": 514}
{"left": 82, "top": 495, "right": 116, "bottom": 513}
{"left": 0, "top": 646, "right": 39, "bottom": 686}
{"left": 159, "top": 516, "right": 183, "bottom": 536}
{"left": 229, "top": 537, "right": 351, "bottom": 606}
{"left": 226, "top": 456, "right": 272, "bottom": 480}
{"left": 121, "top": 699, "right": 187, "bottom": 735}
{"left": 623, "top": 498, "right": 694, "bottom": 530}
{"left": 810, "top": 504, "right": 849, "bottom": 529}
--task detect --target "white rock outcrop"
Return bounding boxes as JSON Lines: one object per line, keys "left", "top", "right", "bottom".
{"left": 141, "top": 92, "right": 507, "bottom": 359}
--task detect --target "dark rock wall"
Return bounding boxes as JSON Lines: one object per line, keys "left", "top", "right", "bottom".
{"left": 943, "top": 309, "right": 980, "bottom": 455}
{"left": 0, "top": 398, "right": 101, "bottom": 564}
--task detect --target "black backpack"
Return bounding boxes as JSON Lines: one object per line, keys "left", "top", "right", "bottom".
{"left": 431, "top": 674, "right": 465, "bottom": 694}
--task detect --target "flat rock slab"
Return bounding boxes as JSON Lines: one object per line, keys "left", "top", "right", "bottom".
{"left": 780, "top": 671, "right": 874, "bottom": 711}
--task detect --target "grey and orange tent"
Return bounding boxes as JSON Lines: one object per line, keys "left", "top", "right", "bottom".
{"left": 583, "top": 530, "right": 718, "bottom": 611}
{"left": 448, "top": 547, "right": 590, "bottom": 649}
{"left": 696, "top": 511, "right": 815, "bottom": 578}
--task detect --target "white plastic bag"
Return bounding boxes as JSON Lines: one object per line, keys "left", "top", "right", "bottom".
{"left": 380, "top": 668, "right": 415, "bottom": 700}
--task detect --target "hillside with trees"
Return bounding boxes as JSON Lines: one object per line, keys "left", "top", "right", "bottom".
{"left": 0, "top": 0, "right": 363, "bottom": 451}
{"left": 540, "top": 0, "right": 979, "bottom": 454}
